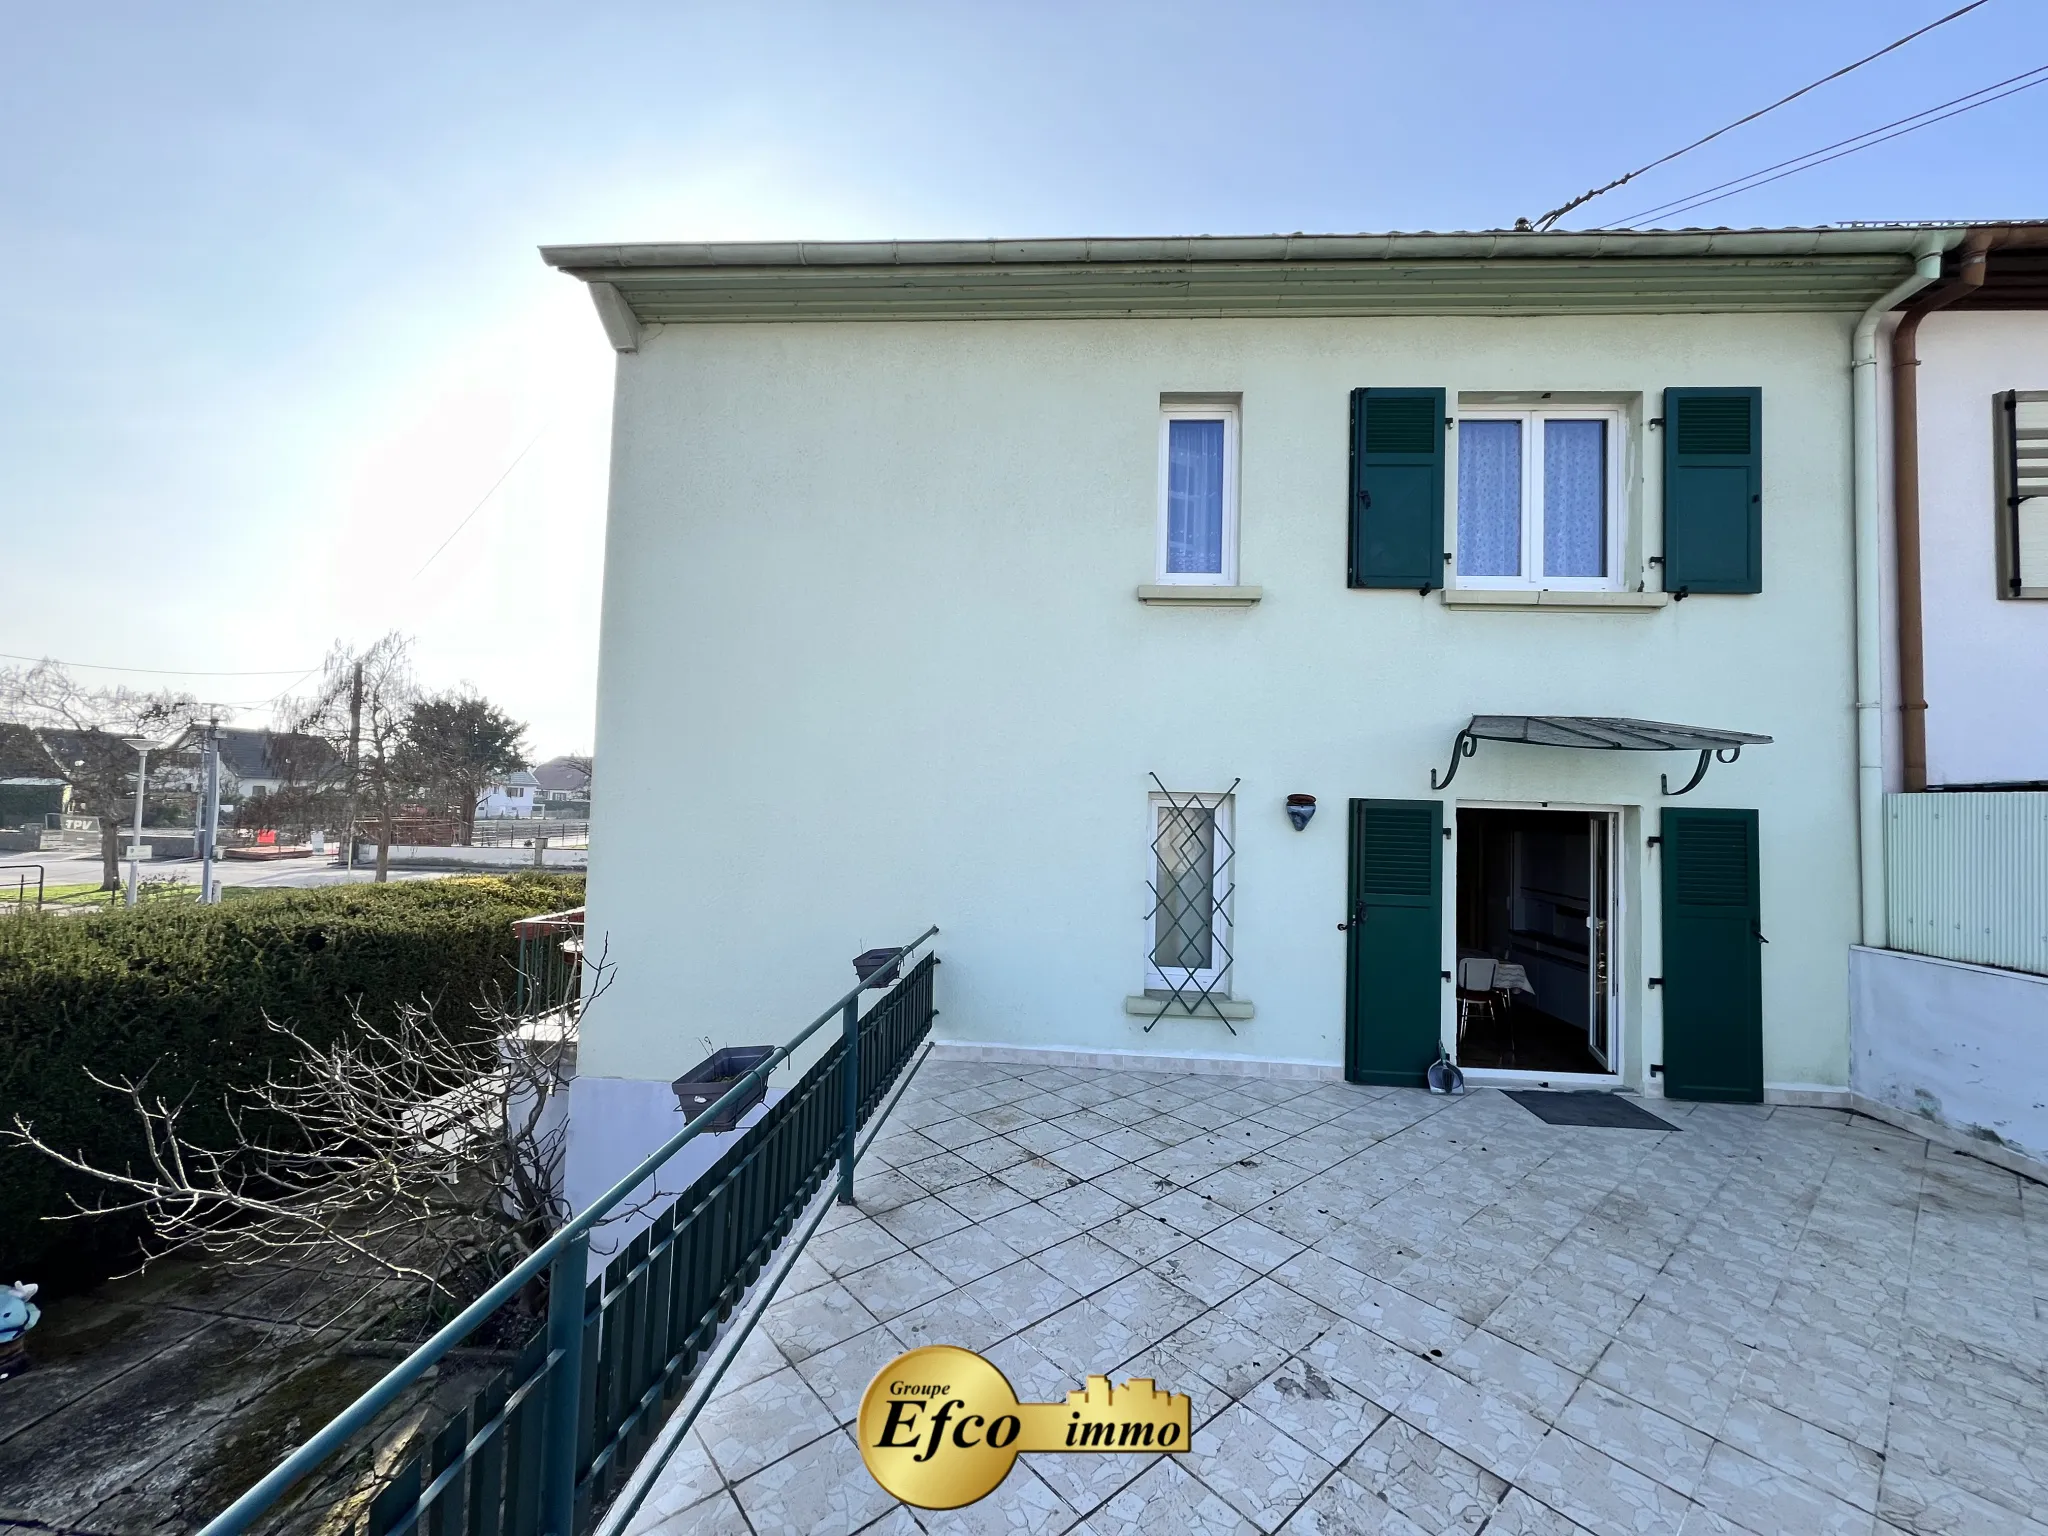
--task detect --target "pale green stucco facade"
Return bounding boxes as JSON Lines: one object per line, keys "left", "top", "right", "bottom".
{"left": 553, "top": 232, "right": 1951, "bottom": 1100}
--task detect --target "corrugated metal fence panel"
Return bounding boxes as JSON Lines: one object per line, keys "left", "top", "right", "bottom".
{"left": 1887, "top": 792, "right": 2048, "bottom": 975}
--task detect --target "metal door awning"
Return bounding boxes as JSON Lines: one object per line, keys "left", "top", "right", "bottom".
{"left": 1430, "top": 715, "right": 1773, "bottom": 797}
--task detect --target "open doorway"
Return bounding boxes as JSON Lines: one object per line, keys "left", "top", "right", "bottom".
{"left": 1455, "top": 808, "right": 1616, "bottom": 1075}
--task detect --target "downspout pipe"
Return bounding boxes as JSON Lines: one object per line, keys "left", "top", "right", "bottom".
{"left": 1891, "top": 232, "right": 1992, "bottom": 792}
{"left": 1852, "top": 232, "right": 1950, "bottom": 949}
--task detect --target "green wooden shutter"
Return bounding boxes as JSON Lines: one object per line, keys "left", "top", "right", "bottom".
{"left": 1345, "top": 798, "right": 1444, "bottom": 1087}
{"left": 1662, "top": 387, "right": 1762, "bottom": 594}
{"left": 1659, "top": 807, "right": 1763, "bottom": 1103}
{"left": 1349, "top": 388, "right": 1446, "bottom": 591}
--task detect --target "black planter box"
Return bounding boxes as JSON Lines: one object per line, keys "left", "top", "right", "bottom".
{"left": 853, "top": 948, "right": 902, "bottom": 987}
{"left": 671, "top": 1046, "right": 774, "bottom": 1131}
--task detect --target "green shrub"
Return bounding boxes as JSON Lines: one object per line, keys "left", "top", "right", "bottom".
{"left": 0, "top": 874, "right": 584, "bottom": 1291}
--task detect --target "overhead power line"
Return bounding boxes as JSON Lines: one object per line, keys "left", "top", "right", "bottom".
{"left": 0, "top": 650, "right": 317, "bottom": 677}
{"left": 1529, "top": 0, "right": 1996, "bottom": 230}
{"left": 411, "top": 428, "right": 547, "bottom": 580}
{"left": 1604, "top": 61, "right": 2048, "bottom": 227}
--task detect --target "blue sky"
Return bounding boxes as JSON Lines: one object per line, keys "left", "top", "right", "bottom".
{"left": 3, "top": 1, "right": 2043, "bottom": 753}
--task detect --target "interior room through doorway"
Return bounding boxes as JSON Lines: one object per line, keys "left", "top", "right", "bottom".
{"left": 1455, "top": 807, "right": 1617, "bottom": 1075}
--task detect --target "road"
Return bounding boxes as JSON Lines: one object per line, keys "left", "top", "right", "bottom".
{"left": 0, "top": 846, "right": 447, "bottom": 897}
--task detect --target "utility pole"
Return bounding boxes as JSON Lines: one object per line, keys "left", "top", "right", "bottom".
{"left": 343, "top": 660, "right": 363, "bottom": 874}
{"left": 123, "top": 740, "right": 151, "bottom": 909}
{"left": 199, "top": 718, "right": 221, "bottom": 903}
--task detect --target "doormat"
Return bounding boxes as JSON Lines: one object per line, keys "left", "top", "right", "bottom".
{"left": 1505, "top": 1091, "right": 1677, "bottom": 1131}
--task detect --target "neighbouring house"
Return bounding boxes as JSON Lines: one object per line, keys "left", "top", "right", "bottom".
{"left": 532, "top": 755, "right": 592, "bottom": 812}
{"left": 1853, "top": 226, "right": 2048, "bottom": 1166}
{"left": 542, "top": 225, "right": 1975, "bottom": 1179}
{"left": 0, "top": 723, "right": 66, "bottom": 828}
{"left": 208, "top": 727, "right": 338, "bottom": 804}
{"left": 477, "top": 769, "right": 539, "bottom": 819}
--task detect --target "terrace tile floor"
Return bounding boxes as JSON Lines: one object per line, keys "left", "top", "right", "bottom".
{"left": 627, "top": 1057, "right": 2048, "bottom": 1536}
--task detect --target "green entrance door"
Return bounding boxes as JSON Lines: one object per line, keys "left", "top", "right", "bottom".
{"left": 1345, "top": 798, "right": 1444, "bottom": 1087}
{"left": 1659, "top": 807, "right": 1764, "bottom": 1103}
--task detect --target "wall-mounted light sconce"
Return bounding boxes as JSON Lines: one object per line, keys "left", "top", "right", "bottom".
{"left": 1285, "top": 793, "right": 1317, "bottom": 831}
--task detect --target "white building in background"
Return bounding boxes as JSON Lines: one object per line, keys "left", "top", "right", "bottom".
{"left": 1892, "top": 240, "right": 2048, "bottom": 789}
{"left": 542, "top": 227, "right": 1970, "bottom": 1171}
{"left": 477, "top": 769, "right": 539, "bottom": 819}
{"left": 1854, "top": 230, "right": 2048, "bottom": 1170}
{"left": 532, "top": 755, "right": 593, "bottom": 810}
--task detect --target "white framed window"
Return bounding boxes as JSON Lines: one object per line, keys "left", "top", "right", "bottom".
{"left": 1156, "top": 403, "right": 1239, "bottom": 585}
{"left": 1146, "top": 790, "right": 1234, "bottom": 993}
{"left": 1455, "top": 408, "right": 1624, "bottom": 590}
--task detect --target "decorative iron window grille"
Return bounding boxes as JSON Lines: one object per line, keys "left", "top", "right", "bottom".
{"left": 1144, "top": 774, "right": 1240, "bottom": 1032}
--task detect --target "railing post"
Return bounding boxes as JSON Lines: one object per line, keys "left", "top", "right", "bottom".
{"left": 541, "top": 1234, "right": 589, "bottom": 1536}
{"left": 838, "top": 994, "right": 859, "bottom": 1204}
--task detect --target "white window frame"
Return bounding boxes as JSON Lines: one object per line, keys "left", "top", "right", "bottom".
{"left": 1454, "top": 407, "right": 1625, "bottom": 592}
{"left": 1155, "top": 403, "right": 1240, "bottom": 586}
{"left": 1145, "top": 791, "right": 1234, "bottom": 994}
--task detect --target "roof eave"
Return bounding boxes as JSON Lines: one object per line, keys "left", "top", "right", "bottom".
{"left": 538, "top": 228, "right": 1963, "bottom": 272}
{"left": 539, "top": 228, "right": 1966, "bottom": 334}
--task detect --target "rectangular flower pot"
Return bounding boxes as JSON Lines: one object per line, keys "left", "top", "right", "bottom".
{"left": 670, "top": 1045, "right": 774, "bottom": 1131}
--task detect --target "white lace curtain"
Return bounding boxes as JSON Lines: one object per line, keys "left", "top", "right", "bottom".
{"left": 1544, "top": 418, "right": 1606, "bottom": 577}
{"left": 1166, "top": 418, "right": 1225, "bottom": 574}
{"left": 1458, "top": 419, "right": 1522, "bottom": 576}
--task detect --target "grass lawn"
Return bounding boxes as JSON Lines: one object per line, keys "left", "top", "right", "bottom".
{"left": 5, "top": 880, "right": 213, "bottom": 912}
{"left": 3, "top": 881, "right": 353, "bottom": 914}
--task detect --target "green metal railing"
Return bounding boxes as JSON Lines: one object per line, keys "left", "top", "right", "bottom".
{"left": 197, "top": 926, "right": 939, "bottom": 1536}
{"left": 513, "top": 907, "right": 586, "bottom": 1016}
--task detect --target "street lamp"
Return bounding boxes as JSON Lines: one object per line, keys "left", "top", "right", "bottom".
{"left": 121, "top": 736, "right": 159, "bottom": 909}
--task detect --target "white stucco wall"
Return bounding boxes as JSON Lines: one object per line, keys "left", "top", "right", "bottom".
{"left": 579, "top": 311, "right": 1865, "bottom": 1095}
{"left": 1850, "top": 944, "right": 2048, "bottom": 1164}
{"left": 1913, "top": 310, "right": 2048, "bottom": 786}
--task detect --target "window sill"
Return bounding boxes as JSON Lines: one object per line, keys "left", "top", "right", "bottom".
{"left": 1124, "top": 994, "right": 1256, "bottom": 1021}
{"left": 1440, "top": 589, "right": 1668, "bottom": 611}
{"left": 1136, "top": 585, "right": 1263, "bottom": 607}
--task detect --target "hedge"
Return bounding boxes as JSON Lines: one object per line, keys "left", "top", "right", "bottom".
{"left": 0, "top": 873, "right": 585, "bottom": 1292}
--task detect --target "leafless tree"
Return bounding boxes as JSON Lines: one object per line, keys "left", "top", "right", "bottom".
{"left": 403, "top": 691, "right": 529, "bottom": 846}
{"left": 0, "top": 661, "right": 200, "bottom": 889}
{"left": 282, "top": 634, "right": 416, "bottom": 881}
{"left": 3, "top": 964, "right": 606, "bottom": 1325}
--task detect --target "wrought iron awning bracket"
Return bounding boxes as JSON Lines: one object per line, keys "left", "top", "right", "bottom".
{"left": 1661, "top": 745, "right": 1741, "bottom": 798}
{"left": 1144, "top": 773, "right": 1241, "bottom": 1034}
{"left": 1430, "top": 730, "right": 1478, "bottom": 791}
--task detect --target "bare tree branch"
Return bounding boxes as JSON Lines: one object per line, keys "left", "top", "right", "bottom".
{"left": 4, "top": 957, "right": 616, "bottom": 1325}
{"left": 0, "top": 661, "right": 201, "bottom": 888}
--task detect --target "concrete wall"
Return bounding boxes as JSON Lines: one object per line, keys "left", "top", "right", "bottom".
{"left": 581, "top": 311, "right": 1866, "bottom": 1094}
{"left": 1913, "top": 311, "right": 2048, "bottom": 785}
{"left": 1850, "top": 944, "right": 2048, "bottom": 1165}
{"left": 564, "top": 1077, "right": 782, "bottom": 1280}
{"left": 357, "top": 842, "right": 589, "bottom": 870}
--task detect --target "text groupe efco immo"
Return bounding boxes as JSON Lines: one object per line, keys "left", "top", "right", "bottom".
{"left": 873, "top": 1378, "right": 1184, "bottom": 1458}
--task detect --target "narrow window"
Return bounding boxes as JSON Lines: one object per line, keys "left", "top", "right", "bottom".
{"left": 1157, "top": 404, "right": 1239, "bottom": 584}
{"left": 1455, "top": 408, "right": 1622, "bottom": 590}
{"left": 1146, "top": 791, "right": 1234, "bottom": 993}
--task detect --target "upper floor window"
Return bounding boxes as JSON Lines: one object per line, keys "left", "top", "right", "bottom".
{"left": 1997, "top": 389, "right": 2048, "bottom": 599}
{"left": 1456, "top": 408, "right": 1623, "bottom": 591}
{"left": 1157, "top": 402, "right": 1239, "bottom": 585}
